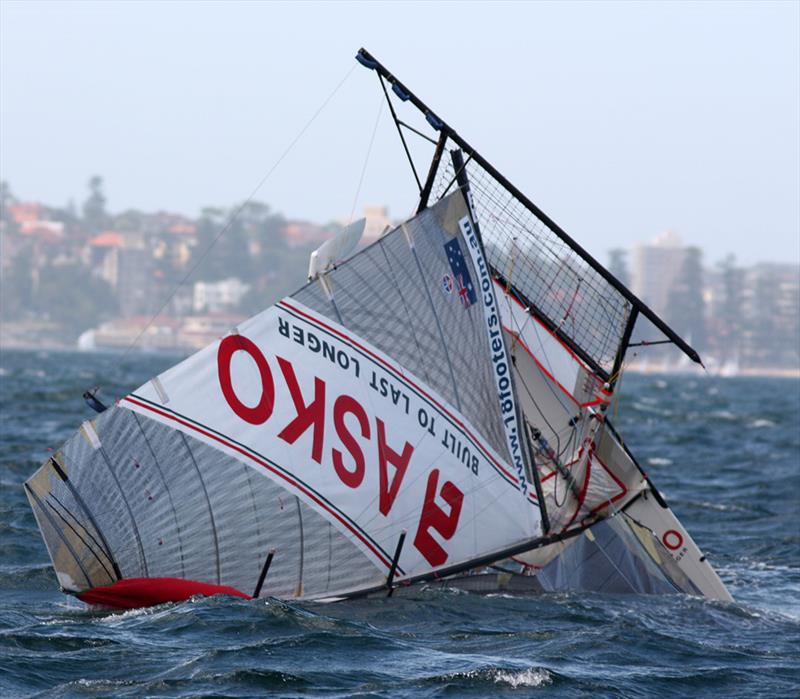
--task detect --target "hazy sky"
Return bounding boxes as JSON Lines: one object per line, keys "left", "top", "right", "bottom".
{"left": 1, "top": 1, "right": 798, "bottom": 266}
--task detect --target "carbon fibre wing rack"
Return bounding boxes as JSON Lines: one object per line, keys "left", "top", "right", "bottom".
{"left": 355, "top": 47, "right": 703, "bottom": 377}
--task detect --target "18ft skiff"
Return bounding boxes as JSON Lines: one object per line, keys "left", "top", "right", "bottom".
{"left": 25, "top": 49, "right": 732, "bottom": 608}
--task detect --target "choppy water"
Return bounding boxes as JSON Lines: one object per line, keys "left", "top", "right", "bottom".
{"left": 1, "top": 349, "right": 798, "bottom": 698}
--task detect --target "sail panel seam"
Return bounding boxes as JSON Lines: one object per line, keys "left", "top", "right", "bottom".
{"left": 121, "top": 396, "right": 399, "bottom": 574}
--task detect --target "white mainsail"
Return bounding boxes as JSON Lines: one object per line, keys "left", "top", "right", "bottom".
{"left": 25, "top": 192, "right": 543, "bottom": 602}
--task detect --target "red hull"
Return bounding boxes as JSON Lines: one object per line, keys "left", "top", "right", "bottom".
{"left": 77, "top": 577, "right": 251, "bottom": 609}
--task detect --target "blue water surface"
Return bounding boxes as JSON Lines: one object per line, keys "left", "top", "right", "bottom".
{"left": 0, "top": 349, "right": 798, "bottom": 698}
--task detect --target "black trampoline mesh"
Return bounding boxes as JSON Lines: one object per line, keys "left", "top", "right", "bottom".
{"left": 430, "top": 152, "right": 632, "bottom": 372}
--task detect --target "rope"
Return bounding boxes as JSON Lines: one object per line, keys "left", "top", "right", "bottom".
{"left": 506, "top": 236, "right": 518, "bottom": 293}
{"left": 113, "top": 63, "right": 357, "bottom": 366}
{"left": 349, "top": 94, "right": 385, "bottom": 223}
{"left": 377, "top": 73, "right": 422, "bottom": 191}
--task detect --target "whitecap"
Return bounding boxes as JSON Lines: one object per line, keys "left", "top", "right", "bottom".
{"left": 77, "top": 678, "right": 131, "bottom": 688}
{"left": 494, "top": 667, "right": 552, "bottom": 688}
{"left": 647, "top": 457, "right": 673, "bottom": 466}
{"left": 95, "top": 605, "right": 157, "bottom": 624}
{"left": 698, "top": 501, "right": 741, "bottom": 512}
{"left": 710, "top": 410, "right": 736, "bottom": 420}
{"left": 748, "top": 419, "right": 776, "bottom": 429}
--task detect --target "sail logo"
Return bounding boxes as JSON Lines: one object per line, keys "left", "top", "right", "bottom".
{"left": 124, "top": 292, "right": 537, "bottom": 582}
{"left": 443, "top": 239, "right": 476, "bottom": 308}
{"left": 441, "top": 274, "right": 454, "bottom": 295}
{"left": 215, "top": 330, "right": 467, "bottom": 570}
{"left": 458, "top": 215, "right": 530, "bottom": 497}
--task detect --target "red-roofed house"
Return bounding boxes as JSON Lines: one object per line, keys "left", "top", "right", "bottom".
{"left": 168, "top": 221, "right": 197, "bottom": 235}
{"left": 89, "top": 231, "right": 124, "bottom": 248}
{"left": 8, "top": 202, "right": 43, "bottom": 225}
{"left": 89, "top": 232, "right": 124, "bottom": 287}
{"left": 18, "top": 220, "right": 65, "bottom": 244}
{"left": 282, "top": 221, "right": 332, "bottom": 248}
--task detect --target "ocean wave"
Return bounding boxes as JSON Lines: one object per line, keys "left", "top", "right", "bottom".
{"left": 697, "top": 501, "right": 746, "bottom": 512}
{"left": 2, "top": 346, "right": 799, "bottom": 699}
{"left": 493, "top": 667, "right": 552, "bottom": 687}
{"left": 748, "top": 419, "right": 777, "bottom": 428}
{"left": 0, "top": 563, "right": 55, "bottom": 590}
{"left": 428, "top": 665, "right": 556, "bottom": 689}
{"left": 709, "top": 410, "right": 737, "bottom": 420}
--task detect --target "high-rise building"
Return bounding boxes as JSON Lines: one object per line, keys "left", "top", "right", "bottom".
{"left": 631, "top": 230, "right": 687, "bottom": 316}
{"left": 739, "top": 263, "right": 800, "bottom": 370}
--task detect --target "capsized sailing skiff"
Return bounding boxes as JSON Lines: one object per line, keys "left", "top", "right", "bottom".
{"left": 25, "top": 49, "right": 732, "bottom": 608}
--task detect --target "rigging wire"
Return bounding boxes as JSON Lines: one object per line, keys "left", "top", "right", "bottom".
{"left": 513, "top": 355, "right": 584, "bottom": 513}
{"left": 349, "top": 94, "right": 385, "bottom": 223}
{"left": 514, "top": 364, "right": 569, "bottom": 462}
{"left": 112, "top": 63, "right": 357, "bottom": 367}
{"left": 377, "top": 73, "right": 422, "bottom": 191}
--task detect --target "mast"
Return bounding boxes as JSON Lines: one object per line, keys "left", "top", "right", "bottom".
{"left": 356, "top": 47, "right": 702, "bottom": 377}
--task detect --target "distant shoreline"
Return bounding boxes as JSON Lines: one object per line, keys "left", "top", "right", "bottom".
{"left": 0, "top": 339, "right": 190, "bottom": 359}
{"left": 624, "top": 364, "right": 800, "bottom": 379}
{"left": 2, "top": 339, "right": 798, "bottom": 379}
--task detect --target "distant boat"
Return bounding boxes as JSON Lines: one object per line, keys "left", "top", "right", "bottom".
{"left": 76, "top": 329, "right": 96, "bottom": 351}
{"left": 24, "top": 49, "right": 731, "bottom": 608}
{"left": 719, "top": 351, "right": 741, "bottom": 377}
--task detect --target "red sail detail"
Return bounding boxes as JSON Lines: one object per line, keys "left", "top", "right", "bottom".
{"left": 413, "top": 469, "right": 464, "bottom": 566}
{"left": 277, "top": 357, "right": 327, "bottom": 463}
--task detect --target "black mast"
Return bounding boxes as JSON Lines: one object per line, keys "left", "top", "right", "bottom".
{"left": 356, "top": 47, "right": 702, "bottom": 371}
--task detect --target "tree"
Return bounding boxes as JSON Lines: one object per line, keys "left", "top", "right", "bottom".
{"left": 0, "top": 246, "right": 34, "bottom": 319}
{"left": 31, "top": 262, "right": 117, "bottom": 338}
{"left": 0, "top": 181, "right": 18, "bottom": 232}
{"left": 114, "top": 208, "right": 146, "bottom": 233}
{"left": 82, "top": 175, "right": 109, "bottom": 234}
{"left": 191, "top": 201, "right": 289, "bottom": 284}
{"left": 0, "top": 180, "right": 15, "bottom": 212}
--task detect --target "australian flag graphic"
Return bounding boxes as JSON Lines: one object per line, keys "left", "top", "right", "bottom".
{"left": 444, "top": 239, "right": 477, "bottom": 309}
